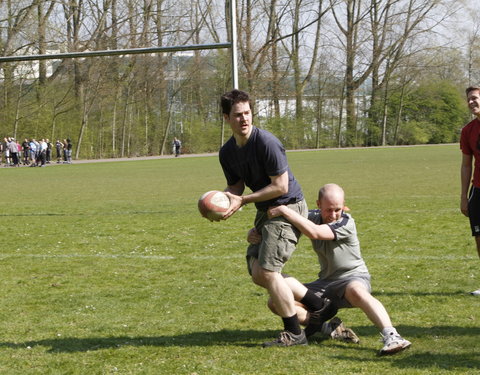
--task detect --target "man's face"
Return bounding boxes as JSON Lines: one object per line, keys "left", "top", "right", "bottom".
{"left": 318, "top": 194, "right": 344, "bottom": 224}
{"left": 224, "top": 101, "right": 252, "bottom": 139}
{"left": 467, "top": 89, "right": 480, "bottom": 118}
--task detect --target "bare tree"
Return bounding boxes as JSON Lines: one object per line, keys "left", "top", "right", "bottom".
{"left": 36, "top": 1, "right": 55, "bottom": 97}
{"left": 0, "top": 1, "right": 37, "bottom": 133}
{"left": 330, "top": 0, "right": 452, "bottom": 146}
{"left": 285, "top": 0, "right": 328, "bottom": 121}
{"left": 463, "top": 6, "right": 480, "bottom": 85}
{"left": 329, "top": 0, "right": 372, "bottom": 146}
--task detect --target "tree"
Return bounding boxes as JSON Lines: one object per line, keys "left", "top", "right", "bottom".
{"left": 330, "top": 0, "right": 451, "bottom": 147}
{"left": 0, "top": 0, "right": 37, "bottom": 135}
{"left": 391, "top": 80, "right": 467, "bottom": 144}
{"left": 0, "top": 0, "right": 475, "bottom": 157}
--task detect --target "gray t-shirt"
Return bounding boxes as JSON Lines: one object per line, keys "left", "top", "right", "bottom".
{"left": 308, "top": 210, "right": 369, "bottom": 280}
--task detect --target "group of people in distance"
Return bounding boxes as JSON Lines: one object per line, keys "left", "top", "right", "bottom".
{"left": 217, "top": 85, "right": 480, "bottom": 354}
{"left": 0, "top": 138, "right": 73, "bottom": 167}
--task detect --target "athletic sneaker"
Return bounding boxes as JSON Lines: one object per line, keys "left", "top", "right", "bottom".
{"left": 379, "top": 332, "right": 411, "bottom": 355}
{"left": 470, "top": 289, "right": 480, "bottom": 296}
{"left": 262, "top": 330, "right": 308, "bottom": 347}
{"left": 305, "top": 298, "right": 338, "bottom": 337}
{"left": 328, "top": 317, "right": 360, "bottom": 344}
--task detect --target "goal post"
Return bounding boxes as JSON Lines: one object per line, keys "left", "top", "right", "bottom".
{"left": 0, "top": 2, "right": 239, "bottom": 89}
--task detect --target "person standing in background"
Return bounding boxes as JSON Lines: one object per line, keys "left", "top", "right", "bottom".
{"left": 460, "top": 85, "right": 480, "bottom": 296}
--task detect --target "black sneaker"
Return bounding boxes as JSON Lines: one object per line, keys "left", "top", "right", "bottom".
{"left": 305, "top": 298, "right": 338, "bottom": 337}
{"left": 262, "top": 330, "right": 308, "bottom": 347}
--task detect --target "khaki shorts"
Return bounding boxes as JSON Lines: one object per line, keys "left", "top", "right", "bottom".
{"left": 246, "top": 199, "right": 307, "bottom": 274}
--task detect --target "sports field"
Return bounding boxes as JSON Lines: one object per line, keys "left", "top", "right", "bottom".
{"left": 0, "top": 144, "right": 478, "bottom": 374}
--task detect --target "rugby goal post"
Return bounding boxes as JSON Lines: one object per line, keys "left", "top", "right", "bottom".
{"left": 0, "top": 0, "right": 239, "bottom": 89}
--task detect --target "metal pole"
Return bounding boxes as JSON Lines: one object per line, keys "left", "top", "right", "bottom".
{"left": 0, "top": 43, "right": 231, "bottom": 63}
{"left": 230, "top": 0, "right": 239, "bottom": 89}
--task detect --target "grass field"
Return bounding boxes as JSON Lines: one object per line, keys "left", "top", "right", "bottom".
{"left": 0, "top": 144, "right": 478, "bottom": 374}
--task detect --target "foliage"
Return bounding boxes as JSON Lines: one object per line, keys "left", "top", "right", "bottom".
{"left": 183, "top": 117, "right": 223, "bottom": 154}
{"left": 388, "top": 80, "right": 469, "bottom": 145}
{"left": 0, "top": 145, "right": 478, "bottom": 374}
{"left": 0, "top": 1, "right": 476, "bottom": 157}
{"left": 394, "top": 121, "right": 431, "bottom": 145}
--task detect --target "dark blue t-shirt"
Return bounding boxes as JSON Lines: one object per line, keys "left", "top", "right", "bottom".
{"left": 219, "top": 127, "right": 303, "bottom": 210}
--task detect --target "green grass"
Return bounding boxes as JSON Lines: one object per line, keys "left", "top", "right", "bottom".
{"left": 0, "top": 145, "right": 478, "bottom": 374}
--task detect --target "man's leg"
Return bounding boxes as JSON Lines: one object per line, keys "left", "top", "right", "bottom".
{"left": 344, "top": 281, "right": 392, "bottom": 329}
{"left": 470, "top": 237, "right": 480, "bottom": 296}
{"left": 266, "top": 277, "right": 309, "bottom": 324}
{"left": 475, "top": 236, "right": 480, "bottom": 259}
{"left": 267, "top": 278, "right": 358, "bottom": 343}
{"left": 282, "top": 276, "right": 337, "bottom": 337}
{"left": 250, "top": 259, "right": 307, "bottom": 347}
{"left": 250, "top": 260, "right": 297, "bottom": 321}
{"left": 344, "top": 281, "right": 410, "bottom": 355}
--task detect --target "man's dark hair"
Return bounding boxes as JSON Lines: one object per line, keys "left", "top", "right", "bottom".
{"left": 466, "top": 86, "right": 480, "bottom": 96}
{"left": 221, "top": 89, "right": 251, "bottom": 115}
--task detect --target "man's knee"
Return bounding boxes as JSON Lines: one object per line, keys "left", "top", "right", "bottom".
{"left": 345, "top": 281, "right": 369, "bottom": 305}
{"left": 251, "top": 265, "right": 275, "bottom": 287}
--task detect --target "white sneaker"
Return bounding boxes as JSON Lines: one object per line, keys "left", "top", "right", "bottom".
{"left": 379, "top": 332, "right": 411, "bottom": 355}
{"left": 470, "top": 289, "right": 480, "bottom": 296}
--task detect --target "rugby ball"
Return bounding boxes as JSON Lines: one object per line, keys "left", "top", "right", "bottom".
{"left": 198, "top": 190, "right": 231, "bottom": 221}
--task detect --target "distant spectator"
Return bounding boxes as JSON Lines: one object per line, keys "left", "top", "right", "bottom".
{"left": 46, "top": 139, "right": 53, "bottom": 164}
{"left": 66, "top": 138, "right": 72, "bottom": 164}
{"left": 22, "top": 138, "right": 30, "bottom": 165}
{"left": 33, "top": 139, "right": 41, "bottom": 166}
{"left": 7, "top": 138, "right": 19, "bottom": 167}
{"left": 173, "top": 137, "right": 182, "bottom": 157}
{"left": 16, "top": 140, "right": 21, "bottom": 164}
{"left": 29, "top": 139, "right": 38, "bottom": 167}
{"left": 63, "top": 139, "right": 68, "bottom": 163}
{"left": 39, "top": 139, "right": 48, "bottom": 167}
{"left": 4, "top": 137, "right": 11, "bottom": 166}
{"left": 56, "top": 140, "right": 63, "bottom": 163}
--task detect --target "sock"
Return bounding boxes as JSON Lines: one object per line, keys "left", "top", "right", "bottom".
{"left": 282, "top": 314, "right": 302, "bottom": 335}
{"left": 381, "top": 327, "right": 398, "bottom": 337}
{"left": 320, "top": 321, "right": 332, "bottom": 335}
{"left": 300, "top": 290, "right": 325, "bottom": 311}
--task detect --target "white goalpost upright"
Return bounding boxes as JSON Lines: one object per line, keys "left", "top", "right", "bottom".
{"left": 229, "top": 0, "right": 239, "bottom": 89}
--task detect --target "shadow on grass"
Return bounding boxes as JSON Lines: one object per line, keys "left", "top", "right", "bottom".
{"left": 349, "top": 324, "right": 480, "bottom": 339}
{"left": 0, "top": 326, "right": 478, "bottom": 371}
{"left": 320, "top": 324, "right": 480, "bottom": 372}
{"left": 373, "top": 290, "right": 479, "bottom": 297}
{"left": 0, "top": 329, "right": 278, "bottom": 353}
{"left": 331, "top": 351, "right": 480, "bottom": 372}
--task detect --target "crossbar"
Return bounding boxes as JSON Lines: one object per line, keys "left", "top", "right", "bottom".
{"left": 0, "top": 43, "right": 232, "bottom": 63}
